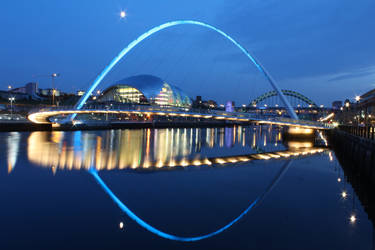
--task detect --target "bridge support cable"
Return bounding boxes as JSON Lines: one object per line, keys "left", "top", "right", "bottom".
{"left": 74, "top": 20, "right": 298, "bottom": 120}
{"left": 89, "top": 160, "right": 292, "bottom": 242}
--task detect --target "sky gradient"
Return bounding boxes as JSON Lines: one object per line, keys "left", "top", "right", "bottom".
{"left": 1, "top": 0, "right": 374, "bottom": 106}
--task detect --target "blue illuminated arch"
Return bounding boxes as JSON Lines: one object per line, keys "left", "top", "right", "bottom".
{"left": 89, "top": 160, "right": 291, "bottom": 242}
{"left": 75, "top": 20, "right": 298, "bottom": 120}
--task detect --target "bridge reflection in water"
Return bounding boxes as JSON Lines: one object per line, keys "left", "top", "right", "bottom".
{"left": 25, "top": 126, "right": 325, "bottom": 172}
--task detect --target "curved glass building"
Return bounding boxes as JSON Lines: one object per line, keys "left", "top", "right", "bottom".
{"left": 98, "top": 75, "right": 192, "bottom": 108}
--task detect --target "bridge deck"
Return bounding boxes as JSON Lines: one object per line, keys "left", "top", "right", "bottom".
{"left": 28, "top": 106, "right": 331, "bottom": 130}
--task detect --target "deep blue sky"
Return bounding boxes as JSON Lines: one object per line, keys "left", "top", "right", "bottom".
{"left": 1, "top": 0, "right": 374, "bottom": 106}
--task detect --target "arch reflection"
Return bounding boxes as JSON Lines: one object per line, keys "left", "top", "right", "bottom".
{"left": 90, "top": 160, "right": 293, "bottom": 241}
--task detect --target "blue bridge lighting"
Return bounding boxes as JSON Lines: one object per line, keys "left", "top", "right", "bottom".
{"left": 89, "top": 161, "right": 292, "bottom": 242}
{"left": 74, "top": 20, "right": 298, "bottom": 120}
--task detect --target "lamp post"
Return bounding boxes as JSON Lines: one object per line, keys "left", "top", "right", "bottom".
{"left": 9, "top": 97, "right": 15, "bottom": 119}
{"left": 51, "top": 73, "right": 60, "bottom": 106}
{"left": 355, "top": 96, "right": 361, "bottom": 124}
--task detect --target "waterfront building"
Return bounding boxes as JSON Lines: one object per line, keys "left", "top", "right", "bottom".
{"left": 358, "top": 88, "right": 375, "bottom": 124}
{"left": 98, "top": 75, "right": 192, "bottom": 108}
{"left": 332, "top": 100, "right": 342, "bottom": 110}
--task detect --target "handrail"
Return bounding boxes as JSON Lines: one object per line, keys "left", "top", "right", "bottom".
{"left": 339, "top": 125, "right": 375, "bottom": 140}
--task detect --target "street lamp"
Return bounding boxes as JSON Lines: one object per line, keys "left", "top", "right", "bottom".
{"left": 9, "top": 97, "right": 15, "bottom": 119}
{"left": 8, "top": 85, "right": 12, "bottom": 90}
{"left": 120, "top": 11, "right": 126, "bottom": 18}
{"left": 354, "top": 96, "right": 361, "bottom": 124}
{"left": 51, "top": 73, "right": 60, "bottom": 106}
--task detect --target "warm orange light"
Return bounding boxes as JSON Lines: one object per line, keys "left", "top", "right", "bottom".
{"left": 287, "top": 141, "right": 313, "bottom": 149}
{"left": 288, "top": 127, "right": 313, "bottom": 135}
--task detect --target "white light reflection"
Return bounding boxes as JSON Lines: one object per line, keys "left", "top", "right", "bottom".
{"left": 7, "top": 132, "right": 20, "bottom": 173}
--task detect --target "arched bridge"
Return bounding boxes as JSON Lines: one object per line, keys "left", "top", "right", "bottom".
{"left": 251, "top": 89, "right": 317, "bottom": 107}
{"left": 27, "top": 20, "right": 330, "bottom": 130}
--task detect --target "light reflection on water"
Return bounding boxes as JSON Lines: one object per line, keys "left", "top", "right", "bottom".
{"left": 21, "top": 126, "right": 295, "bottom": 171}
{"left": 0, "top": 126, "right": 374, "bottom": 249}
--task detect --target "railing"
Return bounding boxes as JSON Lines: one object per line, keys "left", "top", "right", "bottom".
{"left": 339, "top": 125, "right": 375, "bottom": 141}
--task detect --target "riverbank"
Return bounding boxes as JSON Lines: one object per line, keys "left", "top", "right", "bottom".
{"left": 328, "top": 128, "right": 375, "bottom": 226}
{"left": 328, "top": 128, "right": 375, "bottom": 186}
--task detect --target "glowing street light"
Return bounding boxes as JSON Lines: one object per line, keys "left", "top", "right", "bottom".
{"left": 8, "top": 97, "right": 15, "bottom": 119}
{"left": 119, "top": 221, "right": 124, "bottom": 229}
{"left": 120, "top": 11, "right": 126, "bottom": 18}
{"left": 8, "top": 85, "right": 12, "bottom": 90}
{"left": 355, "top": 95, "right": 360, "bottom": 102}
{"left": 51, "top": 73, "right": 60, "bottom": 106}
{"left": 341, "top": 191, "right": 347, "bottom": 199}
{"left": 337, "top": 177, "right": 341, "bottom": 182}
{"left": 350, "top": 214, "right": 356, "bottom": 224}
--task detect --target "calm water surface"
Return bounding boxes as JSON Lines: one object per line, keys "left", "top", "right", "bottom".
{"left": 0, "top": 126, "right": 373, "bottom": 249}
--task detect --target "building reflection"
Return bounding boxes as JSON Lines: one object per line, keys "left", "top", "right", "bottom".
{"left": 25, "top": 126, "right": 323, "bottom": 171}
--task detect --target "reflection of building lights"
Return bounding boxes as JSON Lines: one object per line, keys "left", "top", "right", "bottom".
{"left": 215, "top": 158, "right": 226, "bottom": 164}
{"left": 192, "top": 160, "right": 201, "bottom": 166}
{"left": 156, "top": 160, "right": 164, "bottom": 168}
{"left": 180, "top": 159, "right": 189, "bottom": 167}
{"left": 27, "top": 129, "right": 327, "bottom": 171}
{"left": 203, "top": 159, "right": 212, "bottom": 165}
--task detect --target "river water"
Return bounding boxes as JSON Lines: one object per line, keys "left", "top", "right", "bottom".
{"left": 0, "top": 126, "right": 373, "bottom": 249}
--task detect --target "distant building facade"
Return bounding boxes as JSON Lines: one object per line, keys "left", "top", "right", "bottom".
{"left": 332, "top": 100, "right": 342, "bottom": 110}
{"left": 98, "top": 75, "right": 192, "bottom": 108}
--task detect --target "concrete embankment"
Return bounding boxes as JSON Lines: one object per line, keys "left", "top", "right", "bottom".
{"left": 328, "top": 128, "right": 375, "bottom": 226}
{"left": 328, "top": 129, "right": 375, "bottom": 185}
